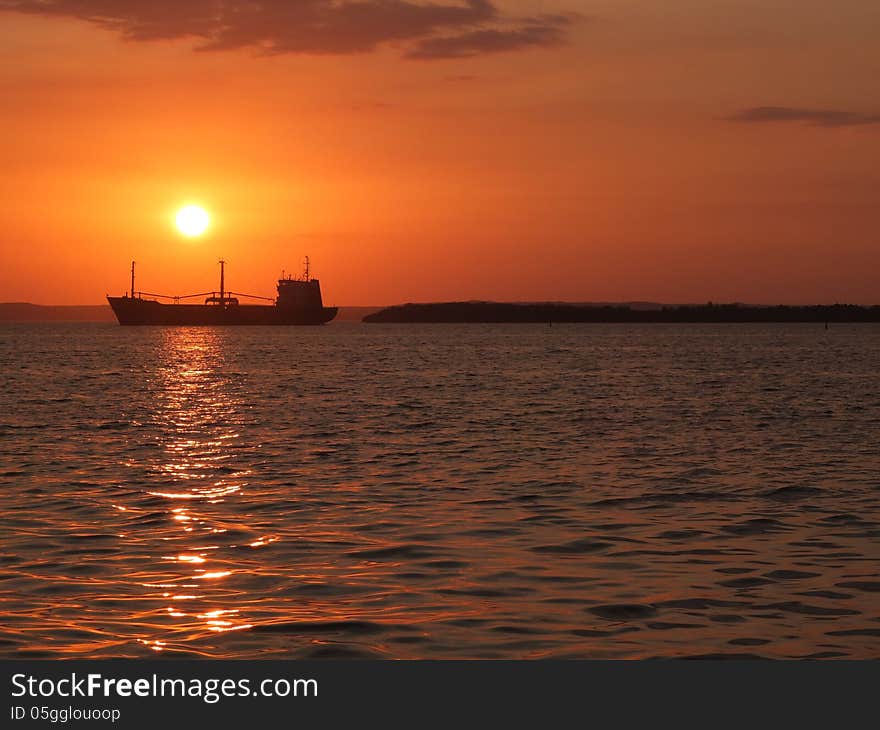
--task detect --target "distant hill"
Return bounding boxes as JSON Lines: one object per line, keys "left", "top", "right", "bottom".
{"left": 0, "top": 303, "right": 381, "bottom": 323}
{"left": 335, "top": 306, "right": 383, "bottom": 321}
{"left": 0, "top": 303, "right": 115, "bottom": 322}
{"left": 363, "top": 301, "right": 880, "bottom": 324}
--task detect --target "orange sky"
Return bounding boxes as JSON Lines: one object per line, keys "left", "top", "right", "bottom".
{"left": 1, "top": 1, "right": 878, "bottom": 305}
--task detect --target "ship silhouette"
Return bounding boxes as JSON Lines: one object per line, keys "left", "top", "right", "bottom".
{"left": 107, "top": 257, "right": 337, "bottom": 325}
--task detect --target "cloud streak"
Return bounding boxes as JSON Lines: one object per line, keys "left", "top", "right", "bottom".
{"left": 728, "top": 106, "right": 880, "bottom": 128}
{"left": 407, "top": 21, "right": 568, "bottom": 60}
{"left": 0, "top": 0, "right": 571, "bottom": 59}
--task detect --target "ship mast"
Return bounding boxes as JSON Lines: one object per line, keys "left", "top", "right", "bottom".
{"left": 219, "top": 258, "right": 226, "bottom": 308}
{"left": 130, "top": 261, "right": 136, "bottom": 299}
{"left": 303, "top": 255, "right": 310, "bottom": 282}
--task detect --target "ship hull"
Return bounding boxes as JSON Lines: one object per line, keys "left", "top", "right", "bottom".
{"left": 107, "top": 297, "right": 337, "bottom": 326}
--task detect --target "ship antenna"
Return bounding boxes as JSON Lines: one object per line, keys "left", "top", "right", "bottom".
{"left": 304, "top": 255, "right": 310, "bottom": 282}
{"left": 219, "top": 258, "right": 226, "bottom": 308}
{"left": 130, "top": 260, "right": 136, "bottom": 299}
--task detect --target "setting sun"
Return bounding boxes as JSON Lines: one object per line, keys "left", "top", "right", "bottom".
{"left": 175, "top": 205, "right": 210, "bottom": 237}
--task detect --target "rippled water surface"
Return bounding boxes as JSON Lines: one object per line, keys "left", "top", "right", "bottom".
{"left": 1, "top": 322, "right": 879, "bottom": 658}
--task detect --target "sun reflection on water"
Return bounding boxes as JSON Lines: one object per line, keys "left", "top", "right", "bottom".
{"left": 133, "top": 328, "right": 256, "bottom": 650}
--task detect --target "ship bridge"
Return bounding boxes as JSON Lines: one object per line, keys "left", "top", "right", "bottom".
{"left": 276, "top": 257, "right": 326, "bottom": 311}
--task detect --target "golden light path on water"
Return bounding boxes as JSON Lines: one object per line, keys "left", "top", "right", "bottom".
{"left": 123, "top": 328, "right": 396, "bottom": 657}
{"left": 135, "top": 329, "right": 258, "bottom": 652}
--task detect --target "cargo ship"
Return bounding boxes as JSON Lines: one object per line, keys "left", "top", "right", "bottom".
{"left": 107, "top": 258, "right": 337, "bottom": 325}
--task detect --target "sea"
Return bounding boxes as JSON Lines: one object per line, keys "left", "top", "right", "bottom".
{"left": 1, "top": 322, "right": 879, "bottom": 659}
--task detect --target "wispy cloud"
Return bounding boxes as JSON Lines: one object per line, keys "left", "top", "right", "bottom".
{"left": 0, "top": 0, "right": 572, "bottom": 60}
{"left": 407, "top": 19, "right": 571, "bottom": 60}
{"left": 728, "top": 106, "right": 880, "bottom": 128}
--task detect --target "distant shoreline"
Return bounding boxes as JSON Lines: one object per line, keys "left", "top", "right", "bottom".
{"left": 363, "top": 302, "right": 880, "bottom": 324}
{"left": 0, "top": 303, "right": 115, "bottom": 322}
{"left": 5, "top": 301, "right": 880, "bottom": 324}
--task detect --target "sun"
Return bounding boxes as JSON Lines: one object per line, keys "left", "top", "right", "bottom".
{"left": 175, "top": 205, "right": 210, "bottom": 237}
